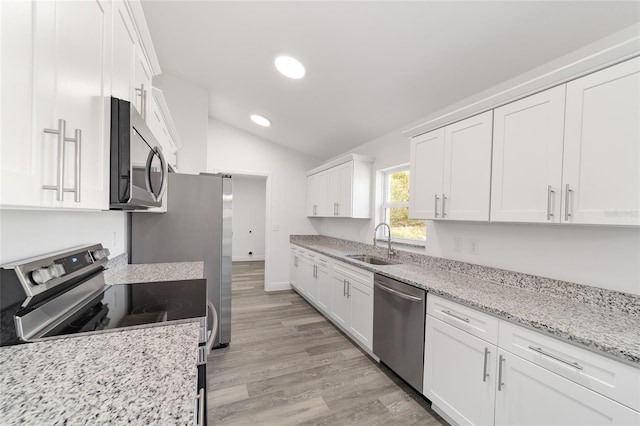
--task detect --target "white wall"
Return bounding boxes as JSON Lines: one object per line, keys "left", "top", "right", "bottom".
{"left": 154, "top": 73, "right": 209, "bottom": 174}
{"left": 0, "top": 210, "right": 127, "bottom": 264}
{"left": 207, "top": 119, "right": 320, "bottom": 290}
{"left": 232, "top": 175, "right": 266, "bottom": 261}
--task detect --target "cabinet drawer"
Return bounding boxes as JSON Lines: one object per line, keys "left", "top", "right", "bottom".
{"left": 499, "top": 321, "right": 640, "bottom": 411}
{"left": 333, "top": 259, "right": 374, "bottom": 287}
{"left": 316, "top": 254, "right": 331, "bottom": 266}
{"left": 427, "top": 295, "right": 499, "bottom": 345}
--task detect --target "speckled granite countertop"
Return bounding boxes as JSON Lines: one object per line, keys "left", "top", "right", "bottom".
{"left": 0, "top": 322, "right": 200, "bottom": 425}
{"left": 104, "top": 253, "right": 204, "bottom": 285}
{"left": 0, "top": 253, "right": 206, "bottom": 425}
{"left": 291, "top": 235, "right": 640, "bottom": 366}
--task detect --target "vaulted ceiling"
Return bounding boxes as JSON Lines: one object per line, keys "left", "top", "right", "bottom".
{"left": 142, "top": 1, "right": 640, "bottom": 161}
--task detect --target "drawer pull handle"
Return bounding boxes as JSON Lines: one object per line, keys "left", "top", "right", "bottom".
{"left": 528, "top": 345, "right": 583, "bottom": 370}
{"left": 442, "top": 310, "right": 470, "bottom": 323}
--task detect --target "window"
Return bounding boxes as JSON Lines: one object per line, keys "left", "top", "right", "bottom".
{"left": 380, "top": 166, "right": 426, "bottom": 243}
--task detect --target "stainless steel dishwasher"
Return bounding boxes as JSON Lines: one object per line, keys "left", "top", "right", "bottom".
{"left": 373, "top": 274, "right": 426, "bottom": 392}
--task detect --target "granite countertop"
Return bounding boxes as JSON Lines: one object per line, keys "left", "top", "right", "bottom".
{"left": 104, "top": 253, "right": 204, "bottom": 285}
{"left": 290, "top": 236, "right": 640, "bottom": 366}
{"left": 0, "top": 253, "right": 206, "bottom": 425}
{"left": 0, "top": 322, "right": 200, "bottom": 425}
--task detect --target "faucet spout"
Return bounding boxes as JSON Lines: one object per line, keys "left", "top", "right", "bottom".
{"left": 374, "top": 222, "right": 397, "bottom": 258}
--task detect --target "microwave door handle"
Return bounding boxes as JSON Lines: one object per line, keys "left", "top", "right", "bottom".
{"left": 145, "top": 147, "right": 167, "bottom": 202}
{"left": 155, "top": 148, "right": 167, "bottom": 201}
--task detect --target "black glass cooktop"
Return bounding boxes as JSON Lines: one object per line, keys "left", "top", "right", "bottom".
{"left": 43, "top": 279, "right": 207, "bottom": 338}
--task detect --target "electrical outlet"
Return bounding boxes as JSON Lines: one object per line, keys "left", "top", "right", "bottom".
{"left": 469, "top": 239, "right": 479, "bottom": 254}
{"left": 454, "top": 237, "right": 463, "bottom": 252}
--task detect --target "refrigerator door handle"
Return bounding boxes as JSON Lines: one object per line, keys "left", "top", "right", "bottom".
{"left": 205, "top": 300, "right": 219, "bottom": 355}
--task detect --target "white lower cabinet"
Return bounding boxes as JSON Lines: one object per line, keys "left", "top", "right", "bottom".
{"left": 316, "top": 260, "right": 332, "bottom": 313}
{"left": 330, "top": 272, "right": 350, "bottom": 329}
{"left": 289, "top": 249, "right": 302, "bottom": 293}
{"left": 424, "top": 294, "right": 640, "bottom": 426}
{"left": 290, "top": 245, "right": 374, "bottom": 352}
{"left": 346, "top": 278, "right": 373, "bottom": 349}
{"left": 301, "top": 255, "right": 316, "bottom": 302}
{"left": 495, "top": 349, "right": 639, "bottom": 426}
{"left": 425, "top": 316, "right": 497, "bottom": 426}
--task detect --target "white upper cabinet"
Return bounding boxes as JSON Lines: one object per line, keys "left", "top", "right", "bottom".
{"left": 1, "top": 0, "right": 111, "bottom": 210}
{"left": 409, "top": 112, "right": 492, "bottom": 221}
{"left": 491, "top": 86, "right": 566, "bottom": 223}
{"left": 409, "top": 128, "right": 445, "bottom": 220}
{"left": 306, "top": 155, "right": 373, "bottom": 218}
{"left": 329, "top": 161, "right": 354, "bottom": 217}
{"left": 443, "top": 111, "right": 493, "bottom": 221}
{"left": 148, "top": 87, "right": 180, "bottom": 172}
{"left": 111, "top": 0, "right": 136, "bottom": 103}
{"left": 562, "top": 57, "right": 640, "bottom": 226}
{"left": 307, "top": 170, "right": 328, "bottom": 217}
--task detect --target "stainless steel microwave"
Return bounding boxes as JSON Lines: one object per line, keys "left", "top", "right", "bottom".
{"left": 110, "top": 97, "right": 167, "bottom": 210}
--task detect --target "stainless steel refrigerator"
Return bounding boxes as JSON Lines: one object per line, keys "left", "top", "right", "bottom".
{"left": 128, "top": 173, "right": 232, "bottom": 348}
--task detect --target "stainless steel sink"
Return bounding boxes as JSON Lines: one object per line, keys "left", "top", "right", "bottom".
{"left": 345, "top": 254, "right": 400, "bottom": 266}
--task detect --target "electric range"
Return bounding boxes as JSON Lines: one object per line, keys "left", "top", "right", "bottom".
{"left": 0, "top": 244, "right": 207, "bottom": 346}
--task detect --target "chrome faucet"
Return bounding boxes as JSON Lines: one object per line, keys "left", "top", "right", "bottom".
{"left": 374, "top": 223, "right": 397, "bottom": 258}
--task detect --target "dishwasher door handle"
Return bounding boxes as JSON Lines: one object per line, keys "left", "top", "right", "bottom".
{"left": 375, "top": 282, "right": 423, "bottom": 302}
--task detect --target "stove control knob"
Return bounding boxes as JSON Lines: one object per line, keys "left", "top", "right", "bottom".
{"left": 92, "top": 248, "right": 110, "bottom": 261}
{"left": 49, "top": 264, "right": 65, "bottom": 278}
{"left": 31, "top": 264, "right": 65, "bottom": 285}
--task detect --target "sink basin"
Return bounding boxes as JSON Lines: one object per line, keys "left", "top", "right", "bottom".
{"left": 345, "top": 254, "right": 400, "bottom": 266}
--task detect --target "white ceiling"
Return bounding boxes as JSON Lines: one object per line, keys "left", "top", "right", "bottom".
{"left": 141, "top": 1, "right": 640, "bottom": 161}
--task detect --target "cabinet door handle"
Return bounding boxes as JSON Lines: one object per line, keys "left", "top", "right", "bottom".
{"left": 136, "top": 83, "right": 147, "bottom": 120}
{"left": 434, "top": 194, "right": 439, "bottom": 218}
{"left": 546, "top": 185, "right": 554, "bottom": 220}
{"left": 498, "top": 354, "right": 505, "bottom": 391}
{"left": 564, "top": 184, "right": 572, "bottom": 222}
{"left": 442, "top": 194, "right": 447, "bottom": 218}
{"left": 43, "top": 119, "right": 66, "bottom": 201}
{"left": 442, "top": 309, "right": 470, "bottom": 323}
{"left": 528, "top": 345, "right": 583, "bottom": 370}
{"left": 347, "top": 281, "right": 350, "bottom": 299}
{"left": 294, "top": 256, "right": 298, "bottom": 267}
{"left": 337, "top": 203, "right": 340, "bottom": 216}
{"left": 343, "top": 279, "right": 347, "bottom": 296}
{"left": 66, "top": 128, "right": 82, "bottom": 203}
{"left": 482, "top": 347, "right": 490, "bottom": 382}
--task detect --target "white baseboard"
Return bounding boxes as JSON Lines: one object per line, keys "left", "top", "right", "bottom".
{"left": 232, "top": 255, "right": 265, "bottom": 262}
{"left": 266, "top": 281, "right": 291, "bottom": 292}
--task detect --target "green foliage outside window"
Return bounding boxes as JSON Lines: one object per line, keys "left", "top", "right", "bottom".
{"left": 385, "top": 170, "right": 426, "bottom": 241}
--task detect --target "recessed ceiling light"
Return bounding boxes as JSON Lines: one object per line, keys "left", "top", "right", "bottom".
{"left": 275, "top": 55, "right": 305, "bottom": 79}
{"left": 250, "top": 114, "right": 271, "bottom": 127}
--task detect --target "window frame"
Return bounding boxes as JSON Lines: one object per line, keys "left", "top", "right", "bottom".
{"left": 377, "top": 164, "right": 426, "bottom": 246}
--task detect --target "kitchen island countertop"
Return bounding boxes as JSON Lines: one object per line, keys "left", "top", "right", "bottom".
{"left": 104, "top": 253, "right": 204, "bottom": 285}
{"left": 0, "top": 322, "right": 200, "bottom": 426}
{"left": 0, "top": 254, "right": 205, "bottom": 425}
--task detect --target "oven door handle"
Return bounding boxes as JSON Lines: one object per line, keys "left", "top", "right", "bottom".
{"left": 205, "top": 300, "right": 219, "bottom": 355}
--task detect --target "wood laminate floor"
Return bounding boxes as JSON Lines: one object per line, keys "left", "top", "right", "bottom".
{"left": 207, "top": 261, "right": 447, "bottom": 425}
